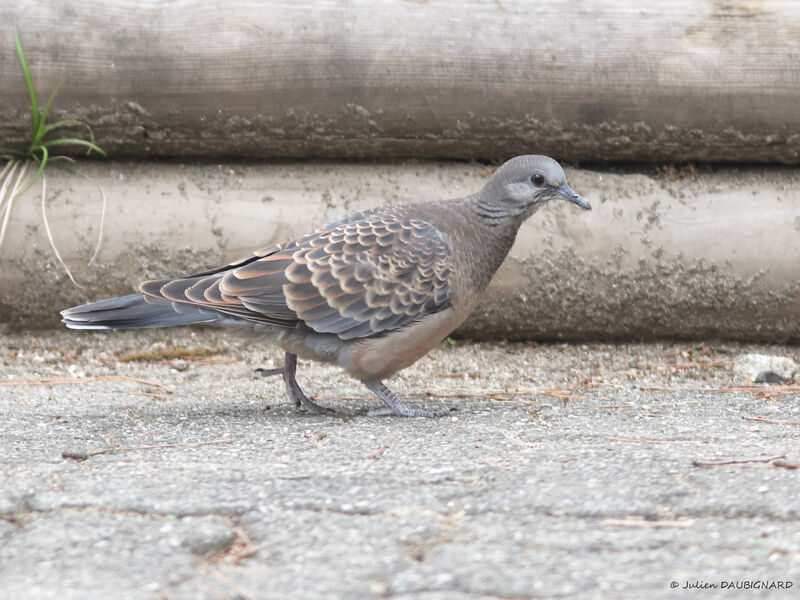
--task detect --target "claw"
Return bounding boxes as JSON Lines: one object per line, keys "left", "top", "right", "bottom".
{"left": 363, "top": 379, "right": 455, "bottom": 417}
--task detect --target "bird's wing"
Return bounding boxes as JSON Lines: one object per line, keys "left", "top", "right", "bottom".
{"left": 140, "top": 211, "right": 454, "bottom": 340}
{"left": 180, "top": 208, "right": 379, "bottom": 278}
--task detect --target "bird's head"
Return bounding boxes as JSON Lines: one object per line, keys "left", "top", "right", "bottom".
{"left": 477, "top": 155, "right": 590, "bottom": 223}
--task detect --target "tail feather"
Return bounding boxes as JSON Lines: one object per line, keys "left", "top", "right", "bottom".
{"left": 61, "top": 293, "right": 223, "bottom": 330}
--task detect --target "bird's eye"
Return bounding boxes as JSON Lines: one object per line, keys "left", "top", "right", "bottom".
{"left": 531, "top": 174, "right": 546, "bottom": 187}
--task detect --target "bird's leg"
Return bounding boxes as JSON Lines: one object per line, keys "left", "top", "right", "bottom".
{"left": 282, "top": 353, "right": 334, "bottom": 414}
{"left": 363, "top": 379, "right": 455, "bottom": 418}
{"left": 255, "top": 352, "right": 334, "bottom": 414}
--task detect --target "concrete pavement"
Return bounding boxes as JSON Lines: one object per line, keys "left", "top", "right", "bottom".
{"left": 1, "top": 330, "right": 798, "bottom": 599}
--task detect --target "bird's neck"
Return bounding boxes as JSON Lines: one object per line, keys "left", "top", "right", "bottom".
{"left": 449, "top": 195, "right": 527, "bottom": 292}
{"left": 460, "top": 192, "right": 531, "bottom": 232}
{"left": 470, "top": 191, "right": 519, "bottom": 225}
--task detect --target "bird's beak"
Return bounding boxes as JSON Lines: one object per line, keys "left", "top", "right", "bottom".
{"left": 556, "top": 182, "right": 591, "bottom": 210}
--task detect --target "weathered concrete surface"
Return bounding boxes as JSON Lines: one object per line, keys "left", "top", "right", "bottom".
{"left": 3, "top": 1, "right": 800, "bottom": 163}
{"left": 1, "top": 330, "right": 799, "bottom": 598}
{"left": 1, "top": 160, "right": 799, "bottom": 341}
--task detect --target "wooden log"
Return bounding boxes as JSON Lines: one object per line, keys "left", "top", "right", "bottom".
{"left": 1, "top": 1, "right": 800, "bottom": 162}
{"left": 1, "top": 161, "right": 798, "bottom": 342}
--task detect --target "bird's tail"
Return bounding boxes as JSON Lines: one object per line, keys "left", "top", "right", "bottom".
{"left": 61, "top": 293, "right": 222, "bottom": 330}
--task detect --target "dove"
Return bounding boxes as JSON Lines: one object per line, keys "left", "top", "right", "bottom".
{"left": 62, "top": 155, "right": 590, "bottom": 417}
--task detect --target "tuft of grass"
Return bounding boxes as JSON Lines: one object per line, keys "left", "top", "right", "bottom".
{"left": 0, "top": 22, "right": 107, "bottom": 286}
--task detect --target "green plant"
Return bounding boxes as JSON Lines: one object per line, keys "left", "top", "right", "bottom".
{"left": 0, "top": 22, "right": 107, "bottom": 286}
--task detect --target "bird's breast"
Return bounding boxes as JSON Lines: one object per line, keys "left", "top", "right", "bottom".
{"left": 344, "top": 308, "right": 462, "bottom": 381}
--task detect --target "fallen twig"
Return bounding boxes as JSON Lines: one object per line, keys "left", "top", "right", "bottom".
{"left": 364, "top": 446, "right": 389, "bottom": 459}
{"left": 118, "top": 347, "right": 229, "bottom": 363}
{"left": 61, "top": 438, "right": 235, "bottom": 461}
{"left": 600, "top": 517, "right": 693, "bottom": 528}
{"left": 574, "top": 400, "right": 701, "bottom": 410}
{"left": 605, "top": 435, "right": 704, "bottom": 445}
{"left": 641, "top": 385, "right": 800, "bottom": 395}
{"left": 692, "top": 455, "right": 787, "bottom": 468}
{"left": 211, "top": 523, "right": 274, "bottom": 565}
{"left": 0, "top": 375, "right": 173, "bottom": 392}
{"left": 423, "top": 388, "right": 582, "bottom": 401}
{"left": 322, "top": 387, "right": 583, "bottom": 403}
{"left": 754, "top": 392, "right": 800, "bottom": 400}
{"left": 207, "top": 566, "right": 257, "bottom": 600}
{"left": 742, "top": 415, "right": 800, "bottom": 426}
{"left": 187, "top": 356, "right": 238, "bottom": 366}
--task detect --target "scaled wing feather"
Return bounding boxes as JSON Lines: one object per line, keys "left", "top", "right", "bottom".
{"left": 138, "top": 210, "right": 454, "bottom": 340}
